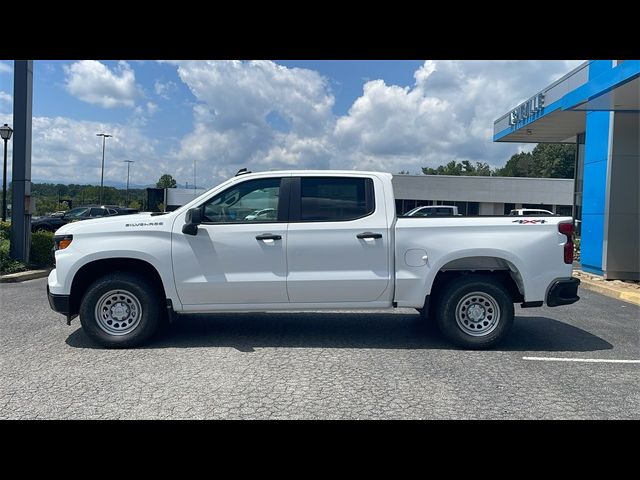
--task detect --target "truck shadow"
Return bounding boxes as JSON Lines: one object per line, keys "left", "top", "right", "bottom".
{"left": 65, "top": 312, "right": 613, "bottom": 353}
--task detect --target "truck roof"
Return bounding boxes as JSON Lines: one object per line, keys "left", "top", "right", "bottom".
{"left": 245, "top": 170, "right": 392, "bottom": 178}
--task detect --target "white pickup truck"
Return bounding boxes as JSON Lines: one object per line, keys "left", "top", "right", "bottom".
{"left": 47, "top": 170, "right": 580, "bottom": 349}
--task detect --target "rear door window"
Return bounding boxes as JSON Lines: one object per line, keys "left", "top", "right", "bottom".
{"left": 299, "top": 177, "right": 374, "bottom": 222}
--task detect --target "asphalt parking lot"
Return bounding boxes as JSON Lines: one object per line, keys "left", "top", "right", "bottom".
{"left": 1, "top": 278, "right": 638, "bottom": 419}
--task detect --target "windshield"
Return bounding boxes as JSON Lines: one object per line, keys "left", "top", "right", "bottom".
{"left": 64, "top": 207, "right": 89, "bottom": 219}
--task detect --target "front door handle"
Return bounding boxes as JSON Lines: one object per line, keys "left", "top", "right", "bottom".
{"left": 256, "top": 233, "right": 282, "bottom": 241}
{"left": 356, "top": 232, "right": 382, "bottom": 240}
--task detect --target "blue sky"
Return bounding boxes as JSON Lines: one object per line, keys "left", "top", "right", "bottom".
{"left": 0, "top": 59, "right": 582, "bottom": 188}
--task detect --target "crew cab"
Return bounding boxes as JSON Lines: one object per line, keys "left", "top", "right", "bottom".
{"left": 47, "top": 170, "right": 580, "bottom": 349}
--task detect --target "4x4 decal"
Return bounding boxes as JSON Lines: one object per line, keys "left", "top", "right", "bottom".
{"left": 512, "top": 219, "right": 547, "bottom": 224}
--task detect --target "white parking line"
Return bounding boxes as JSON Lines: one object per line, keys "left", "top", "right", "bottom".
{"left": 523, "top": 356, "right": 640, "bottom": 364}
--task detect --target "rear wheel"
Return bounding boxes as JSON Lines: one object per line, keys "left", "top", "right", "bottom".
{"left": 79, "top": 272, "right": 165, "bottom": 348}
{"left": 436, "top": 275, "right": 514, "bottom": 349}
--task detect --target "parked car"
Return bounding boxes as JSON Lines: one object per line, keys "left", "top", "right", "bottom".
{"left": 405, "top": 205, "right": 461, "bottom": 216}
{"left": 47, "top": 170, "right": 580, "bottom": 350}
{"left": 509, "top": 208, "right": 554, "bottom": 216}
{"left": 32, "top": 205, "right": 139, "bottom": 232}
{"left": 244, "top": 208, "right": 276, "bottom": 221}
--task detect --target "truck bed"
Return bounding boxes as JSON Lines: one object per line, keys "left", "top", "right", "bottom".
{"left": 393, "top": 215, "right": 574, "bottom": 307}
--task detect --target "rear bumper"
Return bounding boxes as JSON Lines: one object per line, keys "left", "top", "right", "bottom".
{"left": 546, "top": 278, "right": 580, "bottom": 307}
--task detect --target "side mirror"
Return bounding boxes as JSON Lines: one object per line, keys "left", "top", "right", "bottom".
{"left": 182, "top": 206, "right": 203, "bottom": 235}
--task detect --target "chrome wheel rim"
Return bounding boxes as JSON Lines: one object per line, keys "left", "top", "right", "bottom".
{"left": 455, "top": 291, "right": 500, "bottom": 337}
{"left": 94, "top": 289, "right": 143, "bottom": 336}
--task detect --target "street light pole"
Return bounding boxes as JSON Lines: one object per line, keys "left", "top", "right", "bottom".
{"left": 0, "top": 124, "right": 14, "bottom": 222}
{"left": 96, "top": 133, "right": 112, "bottom": 205}
{"left": 124, "top": 160, "right": 134, "bottom": 206}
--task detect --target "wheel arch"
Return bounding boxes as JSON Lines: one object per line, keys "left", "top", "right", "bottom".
{"left": 69, "top": 258, "right": 167, "bottom": 316}
{"left": 428, "top": 255, "right": 525, "bottom": 305}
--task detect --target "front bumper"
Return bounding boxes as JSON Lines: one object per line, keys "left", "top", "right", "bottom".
{"left": 546, "top": 277, "right": 580, "bottom": 307}
{"left": 47, "top": 283, "right": 70, "bottom": 314}
{"left": 47, "top": 284, "right": 77, "bottom": 324}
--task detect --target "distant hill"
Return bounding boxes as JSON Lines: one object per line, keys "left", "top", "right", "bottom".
{"left": 32, "top": 178, "right": 154, "bottom": 189}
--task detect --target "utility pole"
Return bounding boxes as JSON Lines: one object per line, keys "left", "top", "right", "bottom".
{"left": 0, "top": 124, "right": 13, "bottom": 222}
{"left": 124, "top": 160, "right": 134, "bottom": 206}
{"left": 96, "top": 133, "right": 112, "bottom": 205}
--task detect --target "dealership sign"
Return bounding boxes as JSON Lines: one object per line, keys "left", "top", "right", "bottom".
{"left": 509, "top": 93, "right": 545, "bottom": 125}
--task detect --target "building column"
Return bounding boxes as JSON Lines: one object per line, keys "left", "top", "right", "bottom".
{"left": 580, "top": 110, "right": 610, "bottom": 275}
{"left": 579, "top": 61, "right": 616, "bottom": 276}
{"left": 602, "top": 112, "right": 640, "bottom": 280}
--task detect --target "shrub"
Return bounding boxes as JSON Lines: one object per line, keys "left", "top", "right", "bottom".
{"left": 573, "top": 237, "right": 581, "bottom": 262}
{"left": 0, "top": 238, "right": 27, "bottom": 274}
{"left": 30, "top": 230, "right": 55, "bottom": 267}
{"left": 0, "top": 221, "right": 10, "bottom": 240}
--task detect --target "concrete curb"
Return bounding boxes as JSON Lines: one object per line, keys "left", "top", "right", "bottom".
{"left": 573, "top": 272, "right": 640, "bottom": 306}
{"left": 0, "top": 269, "right": 51, "bottom": 283}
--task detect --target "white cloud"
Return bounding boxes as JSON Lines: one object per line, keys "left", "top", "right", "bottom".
{"left": 146, "top": 101, "right": 158, "bottom": 116}
{"left": 64, "top": 60, "right": 138, "bottom": 108}
{"left": 332, "top": 60, "right": 584, "bottom": 173}
{"left": 0, "top": 91, "right": 11, "bottom": 110}
{"left": 154, "top": 80, "right": 177, "bottom": 99}
{"left": 131, "top": 101, "right": 159, "bottom": 127}
{"left": 166, "top": 60, "right": 335, "bottom": 185}
{"left": 165, "top": 60, "right": 582, "bottom": 185}
{"left": 0, "top": 61, "right": 12, "bottom": 74}
{"left": 3, "top": 60, "right": 586, "bottom": 189}
{"left": 0, "top": 113, "right": 162, "bottom": 185}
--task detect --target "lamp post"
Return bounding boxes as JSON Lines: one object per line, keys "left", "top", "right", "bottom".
{"left": 96, "top": 133, "right": 112, "bottom": 205}
{"left": 0, "top": 124, "right": 13, "bottom": 222}
{"left": 123, "top": 160, "right": 134, "bottom": 206}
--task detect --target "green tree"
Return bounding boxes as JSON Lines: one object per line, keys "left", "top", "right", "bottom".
{"left": 156, "top": 174, "right": 177, "bottom": 189}
{"left": 494, "top": 144, "right": 575, "bottom": 178}
{"left": 422, "top": 160, "right": 494, "bottom": 176}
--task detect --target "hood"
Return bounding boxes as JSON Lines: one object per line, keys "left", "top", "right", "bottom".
{"left": 55, "top": 212, "right": 173, "bottom": 235}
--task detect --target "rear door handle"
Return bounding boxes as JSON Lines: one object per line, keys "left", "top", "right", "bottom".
{"left": 256, "top": 233, "right": 282, "bottom": 241}
{"left": 356, "top": 232, "right": 382, "bottom": 240}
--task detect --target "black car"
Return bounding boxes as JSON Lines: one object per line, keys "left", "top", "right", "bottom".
{"left": 31, "top": 205, "right": 139, "bottom": 233}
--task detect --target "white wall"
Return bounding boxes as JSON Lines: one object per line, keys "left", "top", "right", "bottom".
{"left": 392, "top": 175, "right": 574, "bottom": 205}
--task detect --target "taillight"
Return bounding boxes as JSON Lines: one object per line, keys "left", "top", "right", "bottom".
{"left": 558, "top": 222, "right": 573, "bottom": 264}
{"left": 53, "top": 235, "right": 73, "bottom": 251}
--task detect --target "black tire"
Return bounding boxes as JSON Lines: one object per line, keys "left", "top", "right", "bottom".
{"left": 435, "top": 274, "right": 514, "bottom": 350}
{"left": 79, "top": 272, "right": 165, "bottom": 348}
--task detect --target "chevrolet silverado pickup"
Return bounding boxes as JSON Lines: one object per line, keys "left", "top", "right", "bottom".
{"left": 47, "top": 170, "right": 580, "bottom": 349}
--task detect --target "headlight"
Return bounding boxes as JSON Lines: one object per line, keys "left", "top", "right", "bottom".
{"left": 53, "top": 235, "right": 73, "bottom": 251}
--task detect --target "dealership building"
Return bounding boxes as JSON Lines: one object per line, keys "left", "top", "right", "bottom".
{"left": 392, "top": 175, "right": 573, "bottom": 217}
{"left": 494, "top": 60, "right": 639, "bottom": 280}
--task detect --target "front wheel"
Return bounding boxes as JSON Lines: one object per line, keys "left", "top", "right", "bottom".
{"left": 436, "top": 275, "right": 514, "bottom": 349}
{"left": 79, "top": 272, "right": 165, "bottom": 348}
